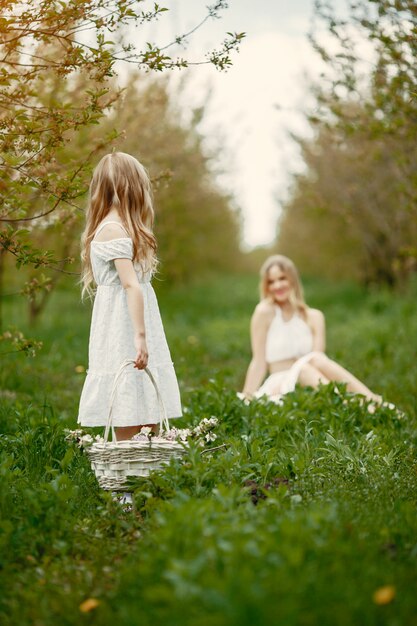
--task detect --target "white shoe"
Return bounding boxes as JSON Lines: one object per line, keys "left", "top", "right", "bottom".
{"left": 111, "top": 491, "right": 133, "bottom": 507}
{"left": 120, "top": 492, "right": 133, "bottom": 505}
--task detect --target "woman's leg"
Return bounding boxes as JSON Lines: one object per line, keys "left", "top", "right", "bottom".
{"left": 298, "top": 362, "right": 330, "bottom": 388}
{"left": 309, "top": 353, "right": 381, "bottom": 401}
{"left": 260, "top": 362, "right": 329, "bottom": 396}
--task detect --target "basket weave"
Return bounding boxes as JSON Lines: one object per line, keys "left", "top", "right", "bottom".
{"left": 86, "top": 359, "right": 185, "bottom": 491}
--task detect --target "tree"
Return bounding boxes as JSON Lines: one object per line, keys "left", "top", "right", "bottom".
{"left": 0, "top": 0, "right": 245, "bottom": 352}
{"left": 278, "top": 0, "right": 417, "bottom": 286}
{"left": 110, "top": 77, "right": 242, "bottom": 283}
{"left": 278, "top": 106, "right": 417, "bottom": 284}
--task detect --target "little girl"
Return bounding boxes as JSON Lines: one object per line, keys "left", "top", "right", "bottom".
{"left": 78, "top": 152, "right": 182, "bottom": 439}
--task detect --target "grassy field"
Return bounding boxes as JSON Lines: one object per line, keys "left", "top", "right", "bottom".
{"left": 1, "top": 273, "right": 417, "bottom": 625}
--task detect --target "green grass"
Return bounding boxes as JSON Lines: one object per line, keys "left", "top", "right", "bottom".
{"left": 1, "top": 273, "right": 417, "bottom": 625}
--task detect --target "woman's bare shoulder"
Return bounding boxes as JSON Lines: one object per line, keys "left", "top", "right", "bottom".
{"left": 306, "top": 307, "right": 325, "bottom": 325}
{"left": 253, "top": 299, "right": 275, "bottom": 321}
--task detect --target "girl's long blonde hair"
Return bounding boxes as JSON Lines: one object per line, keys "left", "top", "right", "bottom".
{"left": 81, "top": 152, "right": 157, "bottom": 298}
{"left": 259, "top": 255, "right": 307, "bottom": 316}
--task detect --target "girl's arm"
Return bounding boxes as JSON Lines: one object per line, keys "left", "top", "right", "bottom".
{"left": 114, "top": 258, "right": 148, "bottom": 370}
{"left": 307, "top": 308, "right": 326, "bottom": 352}
{"left": 242, "top": 304, "right": 273, "bottom": 397}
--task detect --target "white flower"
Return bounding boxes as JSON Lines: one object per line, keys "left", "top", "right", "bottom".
{"left": 178, "top": 429, "right": 191, "bottom": 442}
{"left": 205, "top": 432, "right": 217, "bottom": 443}
{"left": 133, "top": 427, "right": 192, "bottom": 444}
{"left": 192, "top": 417, "right": 218, "bottom": 435}
{"left": 64, "top": 428, "right": 83, "bottom": 442}
{"left": 78, "top": 434, "right": 94, "bottom": 448}
{"left": 132, "top": 432, "right": 149, "bottom": 440}
{"left": 365, "top": 430, "right": 376, "bottom": 442}
{"left": 162, "top": 429, "right": 176, "bottom": 441}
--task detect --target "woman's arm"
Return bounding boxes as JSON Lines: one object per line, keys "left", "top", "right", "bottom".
{"left": 242, "top": 304, "right": 273, "bottom": 397}
{"left": 308, "top": 308, "right": 326, "bottom": 352}
{"left": 114, "top": 258, "right": 148, "bottom": 370}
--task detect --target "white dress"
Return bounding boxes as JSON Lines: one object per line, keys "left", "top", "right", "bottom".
{"left": 78, "top": 222, "right": 182, "bottom": 427}
{"left": 255, "top": 306, "right": 319, "bottom": 402}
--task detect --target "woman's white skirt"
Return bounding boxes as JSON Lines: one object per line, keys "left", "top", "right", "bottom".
{"left": 255, "top": 351, "right": 321, "bottom": 404}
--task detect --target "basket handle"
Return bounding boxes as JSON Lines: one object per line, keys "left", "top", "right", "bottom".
{"left": 103, "top": 359, "right": 170, "bottom": 443}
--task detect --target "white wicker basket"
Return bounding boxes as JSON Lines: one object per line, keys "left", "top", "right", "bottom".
{"left": 86, "top": 359, "right": 185, "bottom": 491}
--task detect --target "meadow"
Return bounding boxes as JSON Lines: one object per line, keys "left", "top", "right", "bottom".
{"left": 1, "top": 273, "right": 417, "bottom": 625}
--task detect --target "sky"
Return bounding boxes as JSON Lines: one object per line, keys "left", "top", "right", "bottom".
{"left": 137, "top": 0, "right": 346, "bottom": 247}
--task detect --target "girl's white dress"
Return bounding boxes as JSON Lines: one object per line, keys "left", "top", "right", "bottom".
{"left": 78, "top": 224, "right": 182, "bottom": 427}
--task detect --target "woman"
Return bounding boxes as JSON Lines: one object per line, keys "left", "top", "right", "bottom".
{"left": 242, "top": 255, "right": 382, "bottom": 403}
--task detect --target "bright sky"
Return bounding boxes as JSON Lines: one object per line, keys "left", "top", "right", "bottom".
{"left": 140, "top": 0, "right": 345, "bottom": 247}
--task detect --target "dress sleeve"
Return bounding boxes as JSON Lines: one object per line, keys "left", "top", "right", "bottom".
{"left": 91, "top": 238, "right": 133, "bottom": 262}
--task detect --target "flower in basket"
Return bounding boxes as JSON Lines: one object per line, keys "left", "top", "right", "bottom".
{"left": 130, "top": 416, "right": 219, "bottom": 446}
{"left": 131, "top": 426, "right": 156, "bottom": 442}
{"left": 164, "top": 427, "right": 193, "bottom": 442}
{"left": 131, "top": 426, "right": 192, "bottom": 443}
{"left": 64, "top": 429, "right": 104, "bottom": 449}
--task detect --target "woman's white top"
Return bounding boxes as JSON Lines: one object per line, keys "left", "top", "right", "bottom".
{"left": 78, "top": 220, "right": 182, "bottom": 427}
{"left": 265, "top": 306, "right": 313, "bottom": 364}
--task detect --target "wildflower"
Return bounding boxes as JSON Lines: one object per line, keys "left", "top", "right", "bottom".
{"left": 79, "top": 598, "right": 100, "bottom": 612}
{"left": 373, "top": 585, "right": 396, "bottom": 605}
{"left": 178, "top": 429, "right": 191, "bottom": 442}
{"left": 237, "top": 391, "right": 250, "bottom": 404}
{"left": 64, "top": 429, "right": 97, "bottom": 449}
{"left": 64, "top": 429, "right": 83, "bottom": 442}
{"left": 205, "top": 432, "right": 217, "bottom": 443}
{"left": 78, "top": 434, "right": 94, "bottom": 448}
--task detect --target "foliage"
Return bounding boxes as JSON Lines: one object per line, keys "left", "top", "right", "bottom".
{"left": 0, "top": 273, "right": 417, "bottom": 623}
{"left": 108, "top": 78, "right": 243, "bottom": 283}
{"left": 0, "top": 0, "right": 245, "bottom": 329}
{"left": 278, "top": 0, "right": 417, "bottom": 287}
{"left": 1, "top": 74, "right": 243, "bottom": 330}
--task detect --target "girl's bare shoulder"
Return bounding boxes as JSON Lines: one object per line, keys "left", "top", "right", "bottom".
{"left": 93, "top": 221, "right": 129, "bottom": 243}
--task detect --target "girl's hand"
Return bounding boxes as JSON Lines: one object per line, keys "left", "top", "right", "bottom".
{"left": 134, "top": 334, "right": 148, "bottom": 370}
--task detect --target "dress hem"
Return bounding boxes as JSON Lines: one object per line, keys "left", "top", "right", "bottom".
{"left": 78, "top": 412, "right": 182, "bottom": 428}
{"left": 256, "top": 351, "right": 322, "bottom": 402}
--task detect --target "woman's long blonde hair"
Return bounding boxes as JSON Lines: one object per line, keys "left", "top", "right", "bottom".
{"left": 259, "top": 255, "right": 307, "bottom": 316}
{"left": 81, "top": 152, "right": 157, "bottom": 298}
